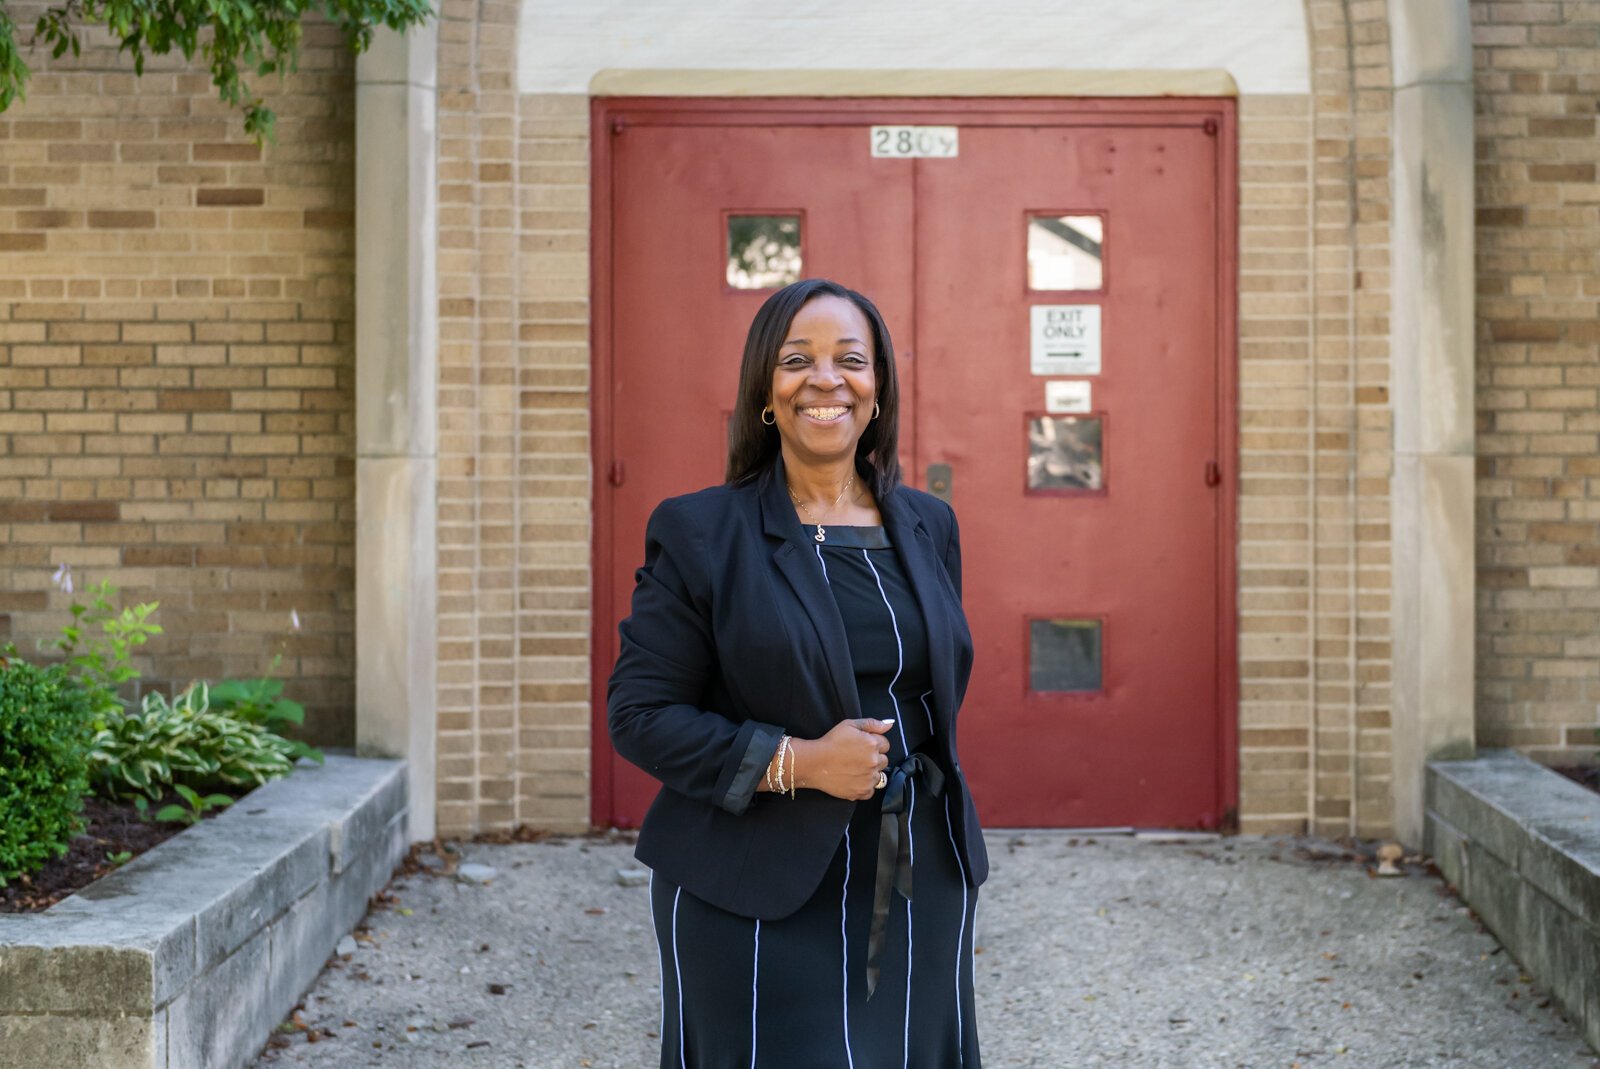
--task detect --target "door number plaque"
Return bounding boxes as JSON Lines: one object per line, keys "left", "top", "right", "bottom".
{"left": 870, "top": 126, "right": 959, "bottom": 158}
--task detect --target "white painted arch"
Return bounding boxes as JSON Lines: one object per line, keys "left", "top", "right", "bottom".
{"left": 518, "top": 0, "right": 1311, "bottom": 96}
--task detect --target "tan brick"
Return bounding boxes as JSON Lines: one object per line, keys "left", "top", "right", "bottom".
{"left": 196, "top": 188, "right": 267, "bottom": 207}
{"left": 193, "top": 143, "right": 263, "bottom": 162}
{"left": 0, "top": 234, "right": 47, "bottom": 252}
{"left": 158, "top": 390, "right": 232, "bottom": 412}
{"left": 87, "top": 210, "right": 158, "bottom": 229}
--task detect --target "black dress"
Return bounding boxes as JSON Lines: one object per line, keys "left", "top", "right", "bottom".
{"left": 648, "top": 524, "right": 981, "bottom": 1069}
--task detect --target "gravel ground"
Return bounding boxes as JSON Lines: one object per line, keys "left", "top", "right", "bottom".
{"left": 250, "top": 830, "right": 1599, "bottom": 1069}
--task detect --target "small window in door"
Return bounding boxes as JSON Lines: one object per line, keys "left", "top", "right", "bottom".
{"left": 1027, "top": 214, "right": 1103, "bottom": 291}
{"left": 727, "top": 214, "right": 801, "bottom": 289}
{"left": 1027, "top": 414, "right": 1103, "bottom": 492}
{"left": 1030, "top": 618, "right": 1103, "bottom": 692}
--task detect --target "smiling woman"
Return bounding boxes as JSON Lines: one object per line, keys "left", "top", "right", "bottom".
{"left": 766, "top": 296, "right": 882, "bottom": 510}
{"left": 726, "top": 280, "right": 902, "bottom": 510}
{"left": 608, "top": 278, "right": 987, "bottom": 1067}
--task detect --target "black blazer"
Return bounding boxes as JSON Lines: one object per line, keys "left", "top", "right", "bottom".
{"left": 608, "top": 456, "right": 988, "bottom": 919}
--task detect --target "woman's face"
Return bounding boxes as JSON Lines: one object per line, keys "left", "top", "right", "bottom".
{"left": 768, "top": 295, "right": 878, "bottom": 470}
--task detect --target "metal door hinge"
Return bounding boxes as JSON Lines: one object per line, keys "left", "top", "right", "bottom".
{"left": 1205, "top": 460, "right": 1221, "bottom": 486}
{"left": 609, "top": 459, "right": 625, "bottom": 486}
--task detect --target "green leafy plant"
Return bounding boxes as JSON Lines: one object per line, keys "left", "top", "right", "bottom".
{"left": 0, "top": 0, "right": 433, "bottom": 142}
{"left": 0, "top": 649, "right": 95, "bottom": 887}
{"left": 48, "top": 575, "right": 162, "bottom": 727}
{"left": 89, "top": 681, "right": 310, "bottom": 801}
{"left": 209, "top": 654, "right": 323, "bottom": 765}
{"left": 154, "top": 783, "right": 234, "bottom": 826}
{"left": 105, "top": 849, "right": 132, "bottom": 866}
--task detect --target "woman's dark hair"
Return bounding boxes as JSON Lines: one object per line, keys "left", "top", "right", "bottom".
{"left": 725, "top": 278, "right": 901, "bottom": 501}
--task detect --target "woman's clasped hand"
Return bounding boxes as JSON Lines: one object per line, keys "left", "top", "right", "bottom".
{"left": 774, "top": 717, "right": 895, "bottom": 801}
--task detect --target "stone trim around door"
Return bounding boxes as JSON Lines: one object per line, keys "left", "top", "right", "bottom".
{"left": 355, "top": 26, "right": 441, "bottom": 843}
{"left": 1388, "top": 0, "right": 1476, "bottom": 847}
{"left": 589, "top": 69, "right": 1240, "bottom": 98}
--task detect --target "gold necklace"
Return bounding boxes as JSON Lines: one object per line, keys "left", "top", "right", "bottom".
{"left": 788, "top": 471, "right": 855, "bottom": 543}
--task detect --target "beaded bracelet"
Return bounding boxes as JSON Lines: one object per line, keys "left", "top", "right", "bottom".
{"left": 775, "top": 735, "right": 790, "bottom": 795}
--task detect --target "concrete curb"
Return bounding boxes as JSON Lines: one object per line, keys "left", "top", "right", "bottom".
{"left": 1426, "top": 748, "right": 1600, "bottom": 1055}
{"left": 0, "top": 755, "right": 408, "bottom": 1069}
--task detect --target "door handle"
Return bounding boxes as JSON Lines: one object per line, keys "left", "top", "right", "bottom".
{"left": 927, "top": 463, "right": 952, "bottom": 504}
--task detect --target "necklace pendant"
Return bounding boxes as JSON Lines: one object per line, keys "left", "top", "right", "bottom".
{"left": 814, "top": 525, "right": 826, "bottom": 543}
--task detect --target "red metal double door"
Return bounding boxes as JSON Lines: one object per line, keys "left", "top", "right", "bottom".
{"left": 594, "top": 99, "right": 1237, "bottom": 830}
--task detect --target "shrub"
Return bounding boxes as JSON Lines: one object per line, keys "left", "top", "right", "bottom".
{"left": 0, "top": 650, "right": 94, "bottom": 886}
{"left": 89, "top": 681, "right": 314, "bottom": 801}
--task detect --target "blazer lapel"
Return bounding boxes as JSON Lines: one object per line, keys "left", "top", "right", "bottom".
{"left": 879, "top": 488, "right": 958, "bottom": 731}
{"left": 760, "top": 459, "right": 863, "bottom": 723}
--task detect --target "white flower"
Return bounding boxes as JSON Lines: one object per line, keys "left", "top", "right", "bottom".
{"left": 52, "top": 562, "right": 73, "bottom": 595}
{"left": 290, "top": 608, "right": 301, "bottom": 631}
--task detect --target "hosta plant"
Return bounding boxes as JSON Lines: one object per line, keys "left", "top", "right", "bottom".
{"left": 89, "top": 681, "right": 313, "bottom": 801}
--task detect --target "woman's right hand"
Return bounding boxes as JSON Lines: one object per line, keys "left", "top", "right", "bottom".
{"left": 793, "top": 719, "right": 894, "bottom": 801}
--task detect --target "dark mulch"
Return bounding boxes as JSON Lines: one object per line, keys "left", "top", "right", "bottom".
{"left": 0, "top": 787, "right": 253, "bottom": 914}
{"left": 1553, "top": 764, "right": 1600, "bottom": 796}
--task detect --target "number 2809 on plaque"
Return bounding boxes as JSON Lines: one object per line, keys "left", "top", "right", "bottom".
{"left": 870, "top": 126, "right": 959, "bottom": 159}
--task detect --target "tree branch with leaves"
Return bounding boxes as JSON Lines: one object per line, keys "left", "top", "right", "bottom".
{"left": 0, "top": 0, "right": 431, "bottom": 141}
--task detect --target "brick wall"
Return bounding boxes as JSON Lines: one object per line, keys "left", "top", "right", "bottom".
{"left": 1472, "top": 0, "right": 1600, "bottom": 765}
{"left": 1235, "top": 0, "right": 1395, "bottom": 838}
{"left": 0, "top": 12, "right": 358, "bottom": 744}
{"left": 435, "top": 0, "right": 592, "bottom": 834}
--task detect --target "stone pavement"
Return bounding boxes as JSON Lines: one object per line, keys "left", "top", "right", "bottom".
{"left": 250, "top": 830, "right": 1600, "bottom": 1069}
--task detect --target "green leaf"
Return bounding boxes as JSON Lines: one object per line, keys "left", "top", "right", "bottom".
{"left": 154, "top": 805, "right": 190, "bottom": 823}
{"left": 269, "top": 698, "right": 304, "bottom": 725}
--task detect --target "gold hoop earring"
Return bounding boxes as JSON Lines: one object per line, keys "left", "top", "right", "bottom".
{"left": 761, "top": 406, "right": 776, "bottom": 426}
{"left": 872, "top": 402, "right": 881, "bottom": 420}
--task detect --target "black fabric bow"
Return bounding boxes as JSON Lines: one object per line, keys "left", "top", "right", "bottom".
{"left": 865, "top": 751, "right": 946, "bottom": 999}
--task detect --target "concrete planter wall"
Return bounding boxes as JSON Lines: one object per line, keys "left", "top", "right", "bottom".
{"left": 0, "top": 755, "right": 408, "bottom": 1069}
{"left": 1425, "top": 749, "right": 1600, "bottom": 1055}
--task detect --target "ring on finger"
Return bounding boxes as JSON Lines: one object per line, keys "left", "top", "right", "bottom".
{"left": 875, "top": 771, "right": 888, "bottom": 789}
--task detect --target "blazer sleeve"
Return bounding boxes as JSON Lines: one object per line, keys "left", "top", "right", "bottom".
{"left": 607, "top": 497, "right": 785, "bottom": 815}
